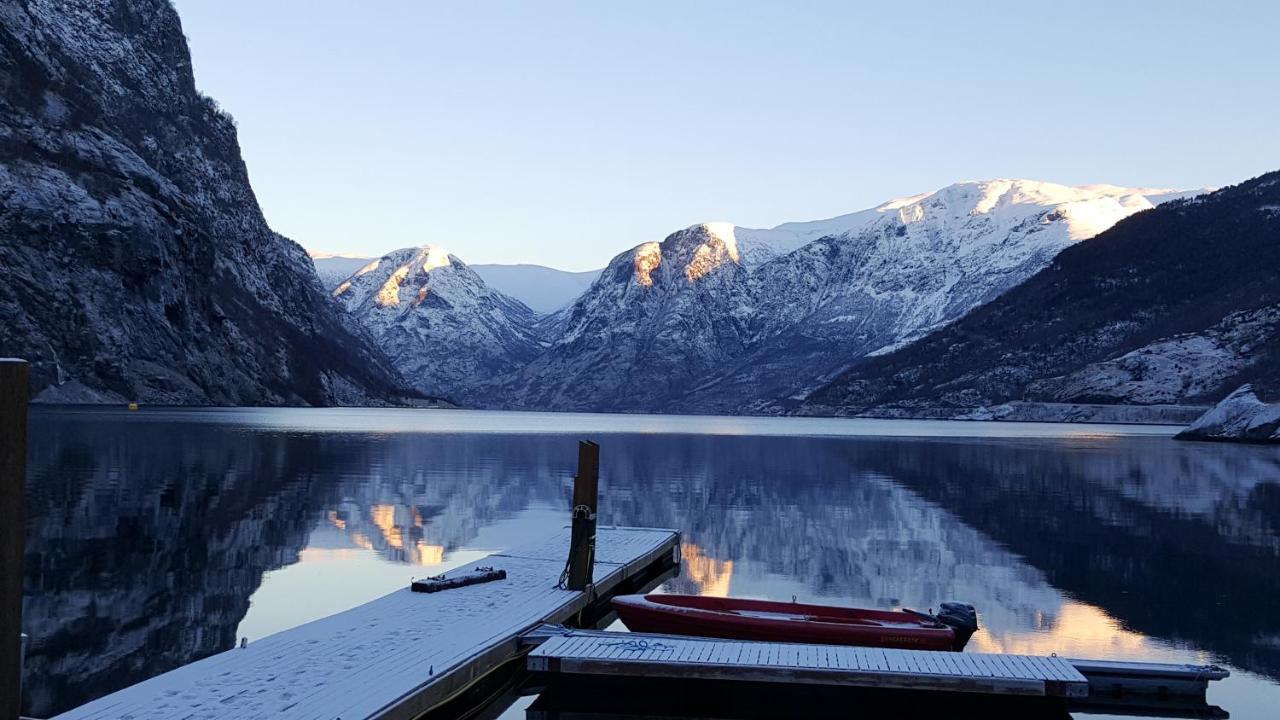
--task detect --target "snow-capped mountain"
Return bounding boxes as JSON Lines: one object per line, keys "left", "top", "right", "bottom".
{"left": 488, "top": 222, "right": 755, "bottom": 410}
{"left": 691, "top": 180, "right": 1201, "bottom": 412}
{"left": 314, "top": 255, "right": 601, "bottom": 314}
{"left": 732, "top": 182, "right": 1191, "bottom": 267}
{"left": 482, "top": 180, "right": 1197, "bottom": 413}
{"left": 0, "top": 0, "right": 412, "bottom": 405}
{"left": 332, "top": 247, "right": 542, "bottom": 403}
{"left": 804, "top": 172, "right": 1280, "bottom": 418}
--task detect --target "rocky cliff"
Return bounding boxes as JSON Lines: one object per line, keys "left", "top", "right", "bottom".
{"left": 0, "top": 0, "right": 411, "bottom": 405}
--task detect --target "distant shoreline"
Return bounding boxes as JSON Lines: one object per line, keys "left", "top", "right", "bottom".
{"left": 28, "top": 404, "right": 1190, "bottom": 440}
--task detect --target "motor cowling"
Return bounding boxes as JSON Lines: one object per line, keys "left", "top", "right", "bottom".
{"left": 937, "top": 602, "right": 978, "bottom": 651}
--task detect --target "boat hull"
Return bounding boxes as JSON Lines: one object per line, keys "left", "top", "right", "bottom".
{"left": 611, "top": 595, "right": 963, "bottom": 651}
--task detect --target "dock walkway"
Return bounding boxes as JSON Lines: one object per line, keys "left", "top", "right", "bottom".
{"left": 54, "top": 527, "right": 679, "bottom": 720}
{"left": 528, "top": 628, "right": 1089, "bottom": 698}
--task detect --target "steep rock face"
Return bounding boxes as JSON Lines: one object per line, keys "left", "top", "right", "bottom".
{"left": 491, "top": 223, "right": 753, "bottom": 410}
{"left": 332, "top": 246, "right": 541, "bottom": 403}
{"left": 0, "top": 0, "right": 408, "bottom": 405}
{"left": 485, "top": 181, "right": 1190, "bottom": 413}
{"left": 1176, "top": 385, "right": 1280, "bottom": 443}
{"left": 804, "top": 172, "right": 1280, "bottom": 416}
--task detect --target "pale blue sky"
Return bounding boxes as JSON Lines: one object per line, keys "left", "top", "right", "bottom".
{"left": 172, "top": 1, "right": 1277, "bottom": 270}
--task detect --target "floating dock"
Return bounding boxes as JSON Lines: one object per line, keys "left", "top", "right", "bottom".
{"left": 1068, "top": 657, "right": 1231, "bottom": 697}
{"left": 526, "top": 628, "right": 1088, "bottom": 698}
{"left": 52, "top": 526, "right": 679, "bottom": 720}
{"left": 524, "top": 627, "right": 1230, "bottom": 718}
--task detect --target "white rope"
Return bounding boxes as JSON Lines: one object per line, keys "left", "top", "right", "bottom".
{"left": 599, "top": 638, "right": 674, "bottom": 652}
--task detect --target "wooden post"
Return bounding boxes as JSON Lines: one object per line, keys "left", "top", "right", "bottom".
{"left": 566, "top": 440, "right": 599, "bottom": 591}
{"left": 1, "top": 359, "right": 29, "bottom": 720}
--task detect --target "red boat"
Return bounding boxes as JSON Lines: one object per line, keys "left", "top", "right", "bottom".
{"left": 611, "top": 595, "right": 978, "bottom": 651}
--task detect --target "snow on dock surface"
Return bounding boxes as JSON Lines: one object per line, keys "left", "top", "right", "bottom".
{"left": 54, "top": 527, "right": 678, "bottom": 720}
{"left": 529, "top": 629, "right": 1089, "bottom": 698}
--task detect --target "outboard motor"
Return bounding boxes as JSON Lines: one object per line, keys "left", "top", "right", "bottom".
{"left": 937, "top": 602, "right": 979, "bottom": 651}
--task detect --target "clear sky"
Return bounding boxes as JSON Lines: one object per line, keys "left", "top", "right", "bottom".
{"left": 172, "top": 0, "right": 1278, "bottom": 271}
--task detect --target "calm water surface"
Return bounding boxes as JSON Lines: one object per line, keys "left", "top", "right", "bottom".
{"left": 20, "top": 407, "right": 1280, "bottom": 718}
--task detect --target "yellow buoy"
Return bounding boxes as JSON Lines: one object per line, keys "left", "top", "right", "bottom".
{"left": 128, "top": 402, "right": 139, "bottom": 411}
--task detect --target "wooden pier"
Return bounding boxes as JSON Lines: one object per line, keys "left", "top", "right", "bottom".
{"left": 523, "top": 627, "right": 1230, "bottom": 718}
{"left": 526, "top": 628, "right": 1089, "bottom": 698}
{"left": 52, "top": 526, "right": 679, "bottom": 720}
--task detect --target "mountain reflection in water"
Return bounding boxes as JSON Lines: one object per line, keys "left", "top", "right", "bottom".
{"left": 20, "top": 407, "right": 1280, "bottom": 718}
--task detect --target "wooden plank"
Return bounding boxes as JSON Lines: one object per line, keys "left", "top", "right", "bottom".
{"left": 530, "top": 631, "right": 1087, "bottom": 698}
{"left": 933, "top": 649, "right": 960, "bottom": 678}
{"left": 969, "top": 652, "right": 998, "bottom": 678}
{"left": 1005, "top": 655, "right": 1036, "bottom": 680}
{"left": 920, "top": 649, "right": 942, "bottom": 677}
{"left": 884, "top": 650, "right": 908, "bottom": 673}
{"left": 1044, "top": 657, "right": 1073, "bottom": 682}
{"left": 0, "top": 359, "right": 28, "bottom": 720}
{"left": 981, "top": 653, "right": 1013, "bottom": 678}
{"left": 54, "top": 527, "right": 677, "bottom": 720}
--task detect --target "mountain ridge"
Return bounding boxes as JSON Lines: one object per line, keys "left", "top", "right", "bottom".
{"left": 475, "top": 179, "right": 1200, "bottom": 413}
{"left": 313, "top": 254, "right": 601, "bottom": 315}
{"left": 802, "top": 171, "right": 1280, "bottom": 417}
{"left": 331, "top": 245, "right": 542, "bottom": 404}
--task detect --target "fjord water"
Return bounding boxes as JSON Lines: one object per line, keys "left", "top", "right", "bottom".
{"left": 21, "top": 408, "right": 1280, "bottom": 719}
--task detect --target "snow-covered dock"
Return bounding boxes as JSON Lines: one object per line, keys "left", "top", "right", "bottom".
{"left": 525, "top": 628, "right": 1229, "bottom": 716}
{"left": 527, "top": 628, "right": 1089, "bottom": 698}
{"left": 52, "top": 526, "right": 679, "bottom": 720}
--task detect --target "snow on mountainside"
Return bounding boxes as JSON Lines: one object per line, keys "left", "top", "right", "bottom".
{"left": 803, "top": 171, "right": 1280, "bottom": 419}
{"left": 1026, "top": 304, "right": 1280, "bottom": 405}
{"left": 1176, "top": 385, "right": 1280, "bottom": 443}
{"left": 314, "top": 255, "right": 600, "bottom": 314}
{"left": 332, "top": 247, "right": 542, "bottom": 404}
{"left": 0, "top": 0, "right": 412, "bottom": 405}
{"left": 481, "top": 180, "right": 1196, "bottom": 413}
{"left": 732, "top": 181, "right": 1197, "bottom": 267}
{"left": 487, "top": 222, "right": 754, "bottom": 410}
{"left": 688, "top": 180, "right": 1202, "bottom": 413}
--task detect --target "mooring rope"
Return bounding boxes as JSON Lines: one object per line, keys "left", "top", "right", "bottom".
{"left": 556, "top": 504, "right": 595, "bottom": 590}
{"left": 598, "top": 638, "right": 674, "bottom": 652}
